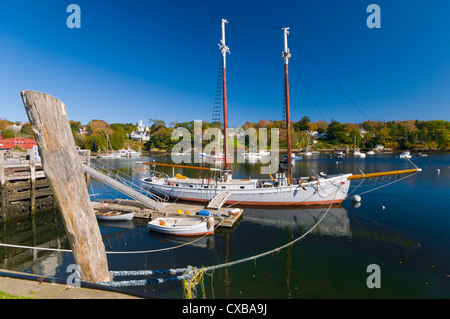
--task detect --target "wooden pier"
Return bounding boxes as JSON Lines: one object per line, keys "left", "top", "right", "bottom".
{"left": 91, "top": 199, "right": 243, "bottom": 229}
{"left": 0, "top": 152, "right": 53, "bottom": 221}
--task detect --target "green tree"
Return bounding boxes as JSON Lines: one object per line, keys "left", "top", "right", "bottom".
{"left": 326, "top": 120, "right": 351, "bottom": 145}
{"left": 294, "top": 116, "right": 312, "bottom": 131}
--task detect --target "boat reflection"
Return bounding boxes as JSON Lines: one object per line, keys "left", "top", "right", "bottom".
{"left": 97, "top": 219, "right": 135, "bottom": 229}
{"left": 148, "top": 231, "right": 215, "bottom": 250}
{"left": 241, "top": 204, "right": 351, "bottom": 237}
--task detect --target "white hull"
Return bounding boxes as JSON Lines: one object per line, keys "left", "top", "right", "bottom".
{"left": 243, "top": 151, "right": 270, "bottom": 158}
{"left": 148, "top": 217, "right": 214, "bottom": 236}
{"left": 116, "top": 149, "right": 142, "bottom": 157}
{"left": 141, "top": 174, "right": 351, "bottom": 206}
{"left": 399, "top": 151, "right": 411, "bottom": 158}
{"left": 354, "top": 151, "right": 366, "bottom": 158}
{"left": 95, "top": 211, "right": 134, "bottom": 221}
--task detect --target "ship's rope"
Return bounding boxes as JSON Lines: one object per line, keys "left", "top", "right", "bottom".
{"left": 99, "top": 176, "right": 343, "bottom": 297}
{"left": 0, "top": 217, "right": 225, "bottom": 254}
{"left": 346, "top": 170, "right": 419, "bottom": 199}
{"left": 345, "top": 158, "right": 420, "bottom": 199}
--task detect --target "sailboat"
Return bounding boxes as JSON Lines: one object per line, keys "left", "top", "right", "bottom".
{"left": 140, "top": 19, "right": 420, "bottom": 206}
{"left": 97, "top": 135, "right": 118, "bottom": 158}
{"left": 353, "top": 134, "right": 366, "bottom": 158}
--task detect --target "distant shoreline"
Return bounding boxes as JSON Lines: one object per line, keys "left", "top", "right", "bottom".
{"left": 115, "top": 148, "right": 450, "bottom": 157}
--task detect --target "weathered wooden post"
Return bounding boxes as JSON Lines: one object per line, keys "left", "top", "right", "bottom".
{"left": 0, "top": 150, "right": 7, "bottom": 220}
{"left": 28, "top": 149, "right": 36, "bottom": 215}
{"left": 85, "top": 149, "right": 91, "bottom": 187}
{"left": 21, "top": 90, "right": 111, "bottom": 282}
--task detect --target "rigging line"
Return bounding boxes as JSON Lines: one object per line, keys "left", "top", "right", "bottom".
{"left": 203, "top": 177, "right": 343, "bottom": 273}
{"left": 108, "top": 177, "right": 344, "bottom": 283}
{"left": 227, "top": 21, "right": 283, "bottom": 30}
{"left": 406, "top": 157, "right": 419, "bottom": 170}
{"left": 290, "top": 57, "right": 327, "bottom": 122}
{"left": 0, "top": 218, "right": 226, "bottom": 255}
{"left": 288, "top": 34, "right": 371, "bottom": 122}
{"left": 347, "top": 171, "right": 418, "bottom": 199}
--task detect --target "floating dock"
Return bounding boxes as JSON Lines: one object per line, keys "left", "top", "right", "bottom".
{"left": 91, "top": 199, "right": 243, "bottom": 228}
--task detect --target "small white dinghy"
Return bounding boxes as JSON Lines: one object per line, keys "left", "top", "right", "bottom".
{"left": 148, "top": 217, "right": 215, "bottom": 237}
{"left": 95, "top": 211, "right": 134, "bottom": 221}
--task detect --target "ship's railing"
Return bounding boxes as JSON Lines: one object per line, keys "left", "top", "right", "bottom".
{"left": 88, "top": 159, "right": 169, "bottom": 204}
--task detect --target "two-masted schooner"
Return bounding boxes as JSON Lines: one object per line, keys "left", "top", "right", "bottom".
{"left": 140, "top": 19, "right": 420, "bottom": 206}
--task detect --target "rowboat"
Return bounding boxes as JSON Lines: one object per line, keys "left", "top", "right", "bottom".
{"left": 95, "top": 211, "right": 134, "bottom": 221}
{"left": 148, "top": 217, "right": 215, "bottom": 236}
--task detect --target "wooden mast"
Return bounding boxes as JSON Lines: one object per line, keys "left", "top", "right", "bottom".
{"left": 220, "top": 19, "right": 230, "bottom": 171}
{"left": 282, "top": 27, "right": 292, "bottom": 185}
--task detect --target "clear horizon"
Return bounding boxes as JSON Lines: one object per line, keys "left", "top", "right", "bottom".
{"left": 1, "top": 1, "right": 449, "bottom": 127}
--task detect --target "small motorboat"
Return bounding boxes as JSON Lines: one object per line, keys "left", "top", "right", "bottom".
{"left": 95, "top": 211, "right": 134, "bottom": 221}
{"left": 334, "top": 151, "right": 345, "bottom": 158}
{"left": 399, "top": 151, "right": 412, "bottom": 158}
{"left": 148, "top": 217, "right": 215, "bottom": 236}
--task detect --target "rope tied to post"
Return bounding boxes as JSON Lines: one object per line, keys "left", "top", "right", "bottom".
{"left": 182, "top": 266, "right": 211, "bottom": 299}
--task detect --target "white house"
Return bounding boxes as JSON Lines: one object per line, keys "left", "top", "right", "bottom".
{"left": 130, "top": 120, "right": 151, "bottom": 142}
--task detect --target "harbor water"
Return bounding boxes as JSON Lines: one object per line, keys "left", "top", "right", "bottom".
{"left": 0, "top": 152, "right": 449, "bottom": 298}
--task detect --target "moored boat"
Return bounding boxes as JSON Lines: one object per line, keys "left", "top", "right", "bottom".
{"left": 97, "top": 135, "right": 118, "bottom": 158}
{"left": 148, "top": 217, "right": 215, "bottom": 236}
{"left": 399, "top": 151, "right": 412, "bottom": 158}
{"left": 95, "top": 211, "right": 134, "bottom": 221}
{"left": 354, "top": 150, "right": 366, "bottom": 158}
{"left": 141, "top": 172, "right": 351, "bottom": 206}
{"left": 334, "top": 151, "right": 345, "bottom": 158}
{"left": 116, "top": 148, "right": 142, "bottom": 157}
{"left": 139, "top": 19, "right": 421, "bottom": 208}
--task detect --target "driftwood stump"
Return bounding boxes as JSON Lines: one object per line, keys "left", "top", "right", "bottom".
{"left": 21, "top": 90, "right": 111, "bottom": 282}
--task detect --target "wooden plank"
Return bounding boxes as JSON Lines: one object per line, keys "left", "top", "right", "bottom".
{"left": 21, "top": 90, "right": 111, "bottom": 282}
{"left": 91, "top": 199, "right": 243, "bottom": 228}
{"left": 6, "top": 171, "right": 46, "bottom": 181}
{"left": 9, "top": 188, "right": 53, "bottom": 202}
{"left": 6, "top": 179, "right": 50, "bottom": 190}
{"left": 0, "top": 151, "right": 7, "bottom": 219}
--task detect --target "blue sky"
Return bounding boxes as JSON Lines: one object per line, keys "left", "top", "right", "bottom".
{"left": 0, "top": 0, "right": 449, "bottom": 127}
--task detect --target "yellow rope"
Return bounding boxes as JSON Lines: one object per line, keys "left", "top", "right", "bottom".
{"left": 182, "top": 266, "right": 208, "bottom": 299}
{"left": 182, "top": 266, "right": 215, "bottom": 299}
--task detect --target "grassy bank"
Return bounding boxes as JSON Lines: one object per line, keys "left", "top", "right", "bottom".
{"left": 0, "top": 290, "right": 34, "bottom": 299}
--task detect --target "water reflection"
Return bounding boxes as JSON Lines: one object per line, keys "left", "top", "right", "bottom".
{"left": 148, "top": 232, "right": 215, "bottom": 250}
{"left": 242, "top": 205, "right": 350, "bottom": 238}
{"left": 0, "top": 209, "right": 72, "bottom": 278}
{"left": 1, "top": 153, "right": 448, "bottom": 298}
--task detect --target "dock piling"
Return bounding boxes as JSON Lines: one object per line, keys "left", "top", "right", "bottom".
{"left": 21, "top": 90, "right": 111, "bottom": 283}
